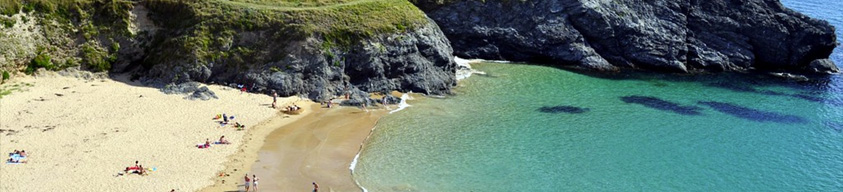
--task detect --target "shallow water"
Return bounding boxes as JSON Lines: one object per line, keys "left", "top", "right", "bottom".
{"left": 353, "top": 0, "right": 843, "bottom": 191}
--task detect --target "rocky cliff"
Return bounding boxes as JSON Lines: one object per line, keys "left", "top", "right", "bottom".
{"left": 0, "top": 0, "right": 456, "bottom": 101}
{"left": 413, "top": 0, "right": 839, "bottom": 74}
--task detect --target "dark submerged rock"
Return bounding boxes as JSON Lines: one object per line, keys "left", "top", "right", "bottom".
{"left": 538, "top": 105, "right": 591, "bottom": 114}
{"left": 697, "top": 101, "right": 807, "bottom": 124}
{"left": 620, "top": 96, "right": 702, "bottom": 115}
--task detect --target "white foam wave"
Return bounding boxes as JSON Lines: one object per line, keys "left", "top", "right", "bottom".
{"left": 349, "top": 152, "right": 360, "bottom": 171}
{"left": 455, "top": 56, "right": 498, "bottom": 81}
{"left": 389, "top": 93, "right": 413, "bottom": 114}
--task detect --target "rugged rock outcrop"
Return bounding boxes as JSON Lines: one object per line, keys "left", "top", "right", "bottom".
{"left": 413, "top": 0, "right": 838, "bottom": 74}
{"left": 0, "top": 1, "right": 456, "bottom": 101}
{"left": 141, "top": 19, "right": 456, "bottom": 101}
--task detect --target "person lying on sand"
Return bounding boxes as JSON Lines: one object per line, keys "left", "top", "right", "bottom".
{"left": 125, "top": 165, "right": 143, "bottom": 174}
{"left": 7, "top": 158, "right": 26, "bottom": 163}
{"left": 19, "top": 150, "right": 26, "bottom": 157}
{"left": 218, "top": 136, "right": 230, "bottom": 144}
{"left": 197, "top": 139, "right": 211, "bottom": 148}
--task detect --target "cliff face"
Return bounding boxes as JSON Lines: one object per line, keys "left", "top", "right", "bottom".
{"left": 0, "top": 0, "right": 456, "bottom": 100}
{"left": 413, "top": 0, "right": 839, "bottom": 74}
{"left": 143, "top": 18, "right": 456, "bottom": 100}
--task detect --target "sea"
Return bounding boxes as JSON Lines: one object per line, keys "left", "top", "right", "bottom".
{"left": 352, "top": 0, "right": 843, "bottom": 191}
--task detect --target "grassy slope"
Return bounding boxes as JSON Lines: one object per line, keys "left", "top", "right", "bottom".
{"left": 0, "top": 0, "right": 429, "bottom": 76}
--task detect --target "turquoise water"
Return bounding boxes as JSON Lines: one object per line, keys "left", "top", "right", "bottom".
{"left": 353, "top": 1, "right": 843, "bottom": 191}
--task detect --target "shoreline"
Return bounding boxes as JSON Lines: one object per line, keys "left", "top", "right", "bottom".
{"left": 246, "top": 104, "right": 387, "bottom": 191}
{"left": 198, "top": 103, "right": 316, "bottom": 192}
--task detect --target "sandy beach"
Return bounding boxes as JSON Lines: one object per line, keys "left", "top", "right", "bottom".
{"left": 0, "top": 72, "right": 310, "bottom": 191}
{"left": 252, "top": 105, "right": 385, "bottom": 191}
{"left": 200, "top": 102, "right": 389, "bottom": 192}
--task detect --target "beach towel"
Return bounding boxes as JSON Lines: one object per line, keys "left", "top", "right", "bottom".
{"left": 6, "top": 161, "right": 23, "bottom": 164}
{"left": 197, "top": 144, "right": 210, "bottom": 149}
{"left": 213, "top": 141, "right": 230, "bottom": 145}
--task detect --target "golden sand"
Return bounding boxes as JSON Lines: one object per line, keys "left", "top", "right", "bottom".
{"left": 0, "top": 73, "right": 309, "bottom": 191}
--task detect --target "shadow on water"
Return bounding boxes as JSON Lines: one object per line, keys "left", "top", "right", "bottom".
{"left": 697, "top": 101, "right": 808, "bottom": 124}
{"left": 537, "top": 105, "right": 590, "bottom": 114}
{"left": 554, "top": 63, "right": 839, "bottom": 93}
{"left": 620, "top": 96, "right": 703, "bottom": 115}
{"left": 705, "top": 81, "right": 843, "bottom": 106}
{"left": 825, "top": 121, "right": 843, "bottom": 132}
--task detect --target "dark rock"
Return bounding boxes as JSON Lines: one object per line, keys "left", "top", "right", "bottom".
{"left": 620, "top": 95, "right": 702, "bottom": 115}
{"left": 341, "top": 89, "right": 374, "bottom": 107}
{"left": 414, "top": 0, "right": 837, "bottom": 74}
{"left": 538, "top": 105, "right": 590, "bottom": 114}
{"left": 160, "top": 82, "right": 217, "bottom": 100}
{"left": 698, "top": 101, "right": 807, "bottom": 124}
{"left": 807, "top": 59, "right": 840, "bottom": 74}
{"left": 160, "top": 82, "right": 201, "bottom": 94}
{"left": 769, "top": 72, "right": 810, "bottom": 82}
{"left": 138, "top": 18, "right": 456, "bottom": 102}
{"left": 185, "top": 86, "right": 218, "bottom": 101}
{"left": 381, "top": 95, "right": 402, "bottom": 105}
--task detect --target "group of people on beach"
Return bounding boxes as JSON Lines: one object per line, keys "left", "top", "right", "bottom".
{"left": 198, "top": 136, "right": 231, "bottom": 149}
{"left": 244, "top": 174, "right": 260, "bottom": 192}
{"left": 7, "top": 150, "right": 27, "bottom": 163}
{"left": 286, "top": 104, "right": 301, "bottom": 111}
{"left": 122, "top": 161, "right": 147, "bottom": 176}
{"left": 214, "top": 113, "right": 245, "bottom": 129}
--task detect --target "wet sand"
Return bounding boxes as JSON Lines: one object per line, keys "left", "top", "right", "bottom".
{"left": 250, "top": 105, "right": 387, "bottom": 191}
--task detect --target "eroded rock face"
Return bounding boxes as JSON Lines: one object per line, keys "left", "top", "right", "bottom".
{"left": 414, "top": 0, "right": 838, "bottom": 74}
{"left": 142, "top": 18, "right": 456, "bottom": 101}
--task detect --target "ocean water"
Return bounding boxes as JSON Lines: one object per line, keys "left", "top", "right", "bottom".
{"left": 352, "top": 0, "right": 843, "bottom": 191}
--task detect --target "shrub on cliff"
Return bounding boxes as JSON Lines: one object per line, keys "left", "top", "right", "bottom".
{"left": 1, "top": 71, "right": 9, "bottom": 83}
{"left": 26, "top": 52, "right": 54, "bottom": 74}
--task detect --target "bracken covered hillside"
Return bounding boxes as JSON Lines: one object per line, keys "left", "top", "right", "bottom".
{"left": 0, "top": 0, "right": 456, "bottom": 100}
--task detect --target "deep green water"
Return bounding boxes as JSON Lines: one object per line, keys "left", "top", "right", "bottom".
{"left": 353, "top": 1, "right": 843, "bottom": 191}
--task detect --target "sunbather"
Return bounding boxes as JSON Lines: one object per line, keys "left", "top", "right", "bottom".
{"left": 218, "top": 136, "right": 230, "bottom": 144}
{"left": 7, "top": 158, "right": 26, "bottom": 163}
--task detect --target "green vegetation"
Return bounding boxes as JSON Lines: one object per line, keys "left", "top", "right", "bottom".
{"left": 144, "top": 0, "right": 428, "bottom": 61}
{"left": 0, "top": 82, "right": 31, "bottom": 99}
{"left": 0, "top": 17, "right": 14, "bottom": 28}
{"left": 3, "top": 0, "right": 431, "bottom": 78}
{"left": 1, "top": 71, "right": 9, "bottom": 83}
{"left": 82, "top": 43, "right": 111, "bottom": 72}
{"left": 26, "top": 51, "right": 54, "bottom": 74}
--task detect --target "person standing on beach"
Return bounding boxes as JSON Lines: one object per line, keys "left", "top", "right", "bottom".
{"left": 272, "top": 90, "right": 278, "bottom": 109}
{"left": 252, "top": 174, "right": 259, "bottom": 191}
{"left": 244, "top": 174, "right": 251, "bottom": 192}
{"left": 312, "top": 182, "right": 319, "bottom": 192}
